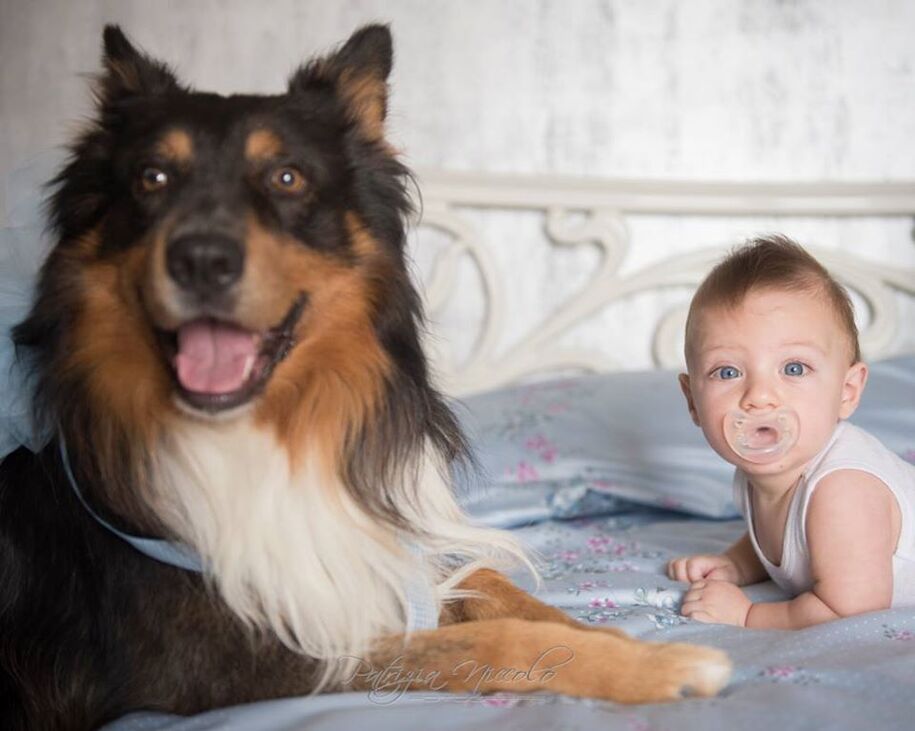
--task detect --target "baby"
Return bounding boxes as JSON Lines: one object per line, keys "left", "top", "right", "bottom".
{"left": 668, "top": 235, "right": 915, "bottom": 629}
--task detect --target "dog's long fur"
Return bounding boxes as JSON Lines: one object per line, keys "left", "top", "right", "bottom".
{"left": 0, "top": 25, "right": 731, "bottom": 730}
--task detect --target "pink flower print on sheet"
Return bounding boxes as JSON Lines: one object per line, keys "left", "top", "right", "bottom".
{"left": 587, "top": 536, "right": 613, "bottom": 553}
{"left": 902, "top": 449, "right": 915, "bottom": 466}
{"left": 586, "top": 535, "right": 633, "bottom": 557}
{"left": 761, "top": 665, "right": 798, "bottom": 680}
{"left": 589, "top": 479, "right": 616, "bottom": 491}
{"left": 759, "top": 665, "right": 819, "bottom": 686}
{"left": 656, "top": 496, "right": 684, "bottom": 511}
{"left": 524, "top": 434, "right": 558, "bottom": 464}
{"left": 883, "top": 624, "right": 915, "bottom": 641}
{"left": 505, "top": 461, "right": 540, "bottom": 483}
{"left": 481, "top": 696, "right": 522, "bottom": 709}
{"left": 624, "top": 717, "right": 651, "bottom": 731}
{"left": 588, "top": 598, "right": 618, "bottom": 609}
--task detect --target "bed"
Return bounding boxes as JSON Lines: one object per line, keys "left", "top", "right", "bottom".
{"left": 7, "top": 163, "right": 914, "bottom": 729}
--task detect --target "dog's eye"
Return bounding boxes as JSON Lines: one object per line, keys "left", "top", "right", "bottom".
{"left": 138, "top": 167, "right": 169, "bottom": 194}
{"left": 268, "top": 167, "right": 308, "bottom": 195}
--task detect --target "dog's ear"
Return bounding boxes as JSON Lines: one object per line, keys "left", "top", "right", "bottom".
{"left": 97, "top": 25, "right": 180, "bottom": 104}
{"left": 288, "top": 24, "right": 393, "bottom": 140}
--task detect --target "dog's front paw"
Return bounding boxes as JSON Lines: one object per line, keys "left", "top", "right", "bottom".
{"left": 554, "top": 629, "right": 731, "bottom": 703}
{"left": 620, "top": 642, "right": 732, "bottom": 703}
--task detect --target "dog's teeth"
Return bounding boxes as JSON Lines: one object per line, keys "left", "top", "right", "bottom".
{"left": 242, "top": 355, "right": 256, "bottom": 381}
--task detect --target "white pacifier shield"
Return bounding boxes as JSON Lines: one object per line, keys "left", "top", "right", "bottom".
{"left": 723, "top": 408, "right": 799, "bottom": 464}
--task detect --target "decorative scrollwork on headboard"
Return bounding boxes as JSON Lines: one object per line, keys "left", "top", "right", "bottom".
{"left": 413, "top": 171, "right": 915, "bottom": 395}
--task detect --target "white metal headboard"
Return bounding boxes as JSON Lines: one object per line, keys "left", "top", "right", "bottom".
{"left": 412, "top": 171, "right": 915, "bottom": 396}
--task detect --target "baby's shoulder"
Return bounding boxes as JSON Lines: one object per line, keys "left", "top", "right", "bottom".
{"left": 811, "top": 467, "right": 893, "bottom": 497}
{"left": 806, "top": 468, "right": 897, "bottom": 524}
{"left": 805, "top": 468, "right": 901, "bottom": 557}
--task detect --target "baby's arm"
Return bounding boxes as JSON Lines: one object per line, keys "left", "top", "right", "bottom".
{"left": 668, "top": 531, "right": 767, "bottom": 586}
{"left": 746, "top": 469, "right": 897, "bottom": 629}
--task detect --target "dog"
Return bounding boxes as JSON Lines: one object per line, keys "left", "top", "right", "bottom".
{"left": 0, "top": 24, "right": 731, "bottom": 730}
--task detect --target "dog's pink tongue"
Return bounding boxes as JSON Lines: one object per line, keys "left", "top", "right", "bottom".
{"left": 175, "top": 320, "right": 258, "bottom": 394}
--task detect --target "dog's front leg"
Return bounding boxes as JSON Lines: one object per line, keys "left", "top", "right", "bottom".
{"left": 442, "top": 568, "right": 628, "bottom": 636}
{"left": 349, "top": 618, "right": 730, "bottom": 704}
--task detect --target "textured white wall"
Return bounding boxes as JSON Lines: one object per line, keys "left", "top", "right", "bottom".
{"left": 2, "top": 0, "right": 913, "bottom": 366}
{"left": 3, "top": 0, "right": 913, "bottom": 183}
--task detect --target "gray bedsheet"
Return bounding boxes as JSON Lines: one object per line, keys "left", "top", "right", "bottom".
{"left": 106, "top": 510, "right": 915, "bottom": 730}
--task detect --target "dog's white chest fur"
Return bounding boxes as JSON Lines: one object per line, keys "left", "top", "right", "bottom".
{"left": 148, "top": 418, "right": 528, "bottom": 685}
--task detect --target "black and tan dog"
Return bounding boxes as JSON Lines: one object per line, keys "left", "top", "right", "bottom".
{"left": 0, "top": 25, "right": 731, "bottom": 729}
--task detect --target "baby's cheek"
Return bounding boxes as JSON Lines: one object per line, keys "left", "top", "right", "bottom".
{"left": 701, "top": 426, "right": 739, "bottom": 466}
{"left": 801, "top": 419, "right": 837, "bottom": 455}
{"left": 799, "top": 400, "right": 839, "bottom": 435}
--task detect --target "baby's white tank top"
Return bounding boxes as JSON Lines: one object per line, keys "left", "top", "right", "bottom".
{"left": 733, "top": 421, "right": 915, "bottom": 607}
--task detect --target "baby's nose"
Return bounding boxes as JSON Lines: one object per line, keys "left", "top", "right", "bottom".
{"left": 739, "top": 374, "right": 779, "bottom": 411}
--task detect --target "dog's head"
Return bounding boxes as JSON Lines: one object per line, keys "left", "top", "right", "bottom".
{"left": 18, "top": 25, "right": 463, "bottom": 510}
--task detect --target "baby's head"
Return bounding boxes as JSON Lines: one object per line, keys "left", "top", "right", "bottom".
{"left": 679, "top": 235, "right": 867, "bottom": 476}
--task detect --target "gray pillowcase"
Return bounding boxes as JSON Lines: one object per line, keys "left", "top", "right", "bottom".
{"left": 454, "top": 355, "right": 915, "bottom": 524}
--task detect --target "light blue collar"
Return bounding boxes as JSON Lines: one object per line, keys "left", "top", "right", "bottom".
{"left": 59, "top": 436, "right": 204, "bottom": 572}
{"left": 59, "top": 435, "right": 438, "bottom": 630}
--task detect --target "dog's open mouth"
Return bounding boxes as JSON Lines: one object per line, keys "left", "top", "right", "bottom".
{"left": 158, "top": 296, "right": 306, "bottom": 413}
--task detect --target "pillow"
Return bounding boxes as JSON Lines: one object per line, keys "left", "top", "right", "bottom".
{"left": 453, "top": 354, "right": 915, "bottom": 526}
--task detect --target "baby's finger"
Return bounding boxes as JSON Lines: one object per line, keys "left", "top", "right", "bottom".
{"left": 685, "top": 610, "right": 716, "bottom": 624}
{"left": 668, "top": 558, "right": 689, "bottom": 582}
{"left": 680, "top": 597, "right": 706, "bottom": 616}
{"left": 686, "top": 560, "right": 710, "bottom": 583}
{"left": 706, "top": 566, "right": 734, "bottom": 582}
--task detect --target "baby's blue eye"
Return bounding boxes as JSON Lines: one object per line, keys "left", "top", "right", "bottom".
{"left": 716, "top": 366, "right": 741, "bottom": 380}
{"left": 784, "top": 361, "right": 806, "bottom": 376}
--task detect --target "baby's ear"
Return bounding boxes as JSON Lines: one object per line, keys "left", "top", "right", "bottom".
{"left": 678, "top": 373, "right": 701, "bottom": 426}
{"left": 838, "top": 362, "right": 868, "bottom": 419}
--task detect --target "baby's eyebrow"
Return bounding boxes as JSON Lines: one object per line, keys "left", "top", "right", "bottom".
{"left": 780, "top": 341, "right": 828, "bottom": 354}
{"left": 697, "top": 341, "right": 827, "bottom": 358}
{"left": 698, "top": 344, "right": 741, "bottom": 356}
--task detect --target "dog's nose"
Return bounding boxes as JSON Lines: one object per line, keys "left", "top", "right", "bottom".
{"left": 166, "top": 235, "right": 244, "bottom": 295}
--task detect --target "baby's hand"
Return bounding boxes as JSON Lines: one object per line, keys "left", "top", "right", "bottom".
{"left": 666, "top": 554, "right": 740, "bottom": 584}
{"left": 680, "top": 580, "right": 752, "bottom": 627}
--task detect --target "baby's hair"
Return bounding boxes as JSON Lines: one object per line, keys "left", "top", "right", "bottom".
{"left": 685, "top": 234, "right": 861, "bottom": 364}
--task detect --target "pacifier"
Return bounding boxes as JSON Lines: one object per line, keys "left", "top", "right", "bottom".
{"left": 723, "top": 408, "right": 799, "bottom": 464}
